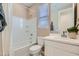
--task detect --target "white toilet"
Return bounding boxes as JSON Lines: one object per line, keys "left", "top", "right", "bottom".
{"left": 29, "top": 37, "right": 44, "bottom": 56}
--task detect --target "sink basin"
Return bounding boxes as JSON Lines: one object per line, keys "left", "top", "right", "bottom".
{"left": 43, "top": 33, "right": 79, "bottom": 46}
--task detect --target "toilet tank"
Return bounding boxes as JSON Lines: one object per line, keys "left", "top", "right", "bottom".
{"left": 37, "top": 37, "right": 44, "bottom": 46}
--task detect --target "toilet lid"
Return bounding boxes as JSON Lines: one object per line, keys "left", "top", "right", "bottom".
{"left": 30, "top": 45, "right": 42, "bottom": 51}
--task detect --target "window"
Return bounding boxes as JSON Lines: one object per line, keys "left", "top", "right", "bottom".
{"left": 38, "top": 4, "right": 49, "bottom": 28}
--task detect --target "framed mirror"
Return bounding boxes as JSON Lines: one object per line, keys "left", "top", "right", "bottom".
{"left": 50, "top": 3, "right": 76, "bottom": 34}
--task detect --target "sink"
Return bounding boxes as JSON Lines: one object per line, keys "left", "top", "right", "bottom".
{"left": 43, "top": 33, "right": 79, "bottom": 46}
{"left": 49, "top": 33, "right": 68, "bottom": 40}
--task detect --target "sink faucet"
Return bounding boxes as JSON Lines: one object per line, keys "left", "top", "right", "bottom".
{"left": 61, "top": 31, "right": 67, "bottom": 37}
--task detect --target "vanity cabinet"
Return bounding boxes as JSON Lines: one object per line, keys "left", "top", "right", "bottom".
{"left": 45, "top": 40, "right": 79, "bottom": 56}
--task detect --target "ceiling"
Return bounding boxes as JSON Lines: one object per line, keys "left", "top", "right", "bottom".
{"left": 21, "top": 3, "right": 73, "bottom": 9}
{"left": 22, "top": 3, "right": 35, "bottom": 8}
{"left": 51, "top": 3, "right": 73, "bottom": 11}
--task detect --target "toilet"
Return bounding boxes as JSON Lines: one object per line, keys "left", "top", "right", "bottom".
{"left": 29, "top": 37, "right": 44, "bottom": 56}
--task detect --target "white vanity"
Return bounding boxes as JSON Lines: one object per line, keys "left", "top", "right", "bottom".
{"left": 43, "top": 34, "right": 79, "bottom": 56}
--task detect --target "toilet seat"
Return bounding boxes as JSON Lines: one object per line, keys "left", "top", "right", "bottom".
{"left": 30, "top": 45, "right": 42, "bottom": 51}
{"left": 29, "top": 37, "right": 44, "bottom": 55}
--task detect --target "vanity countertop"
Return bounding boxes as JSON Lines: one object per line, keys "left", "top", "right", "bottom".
{"left": 42, "top": 33, "right": 79, "bottom": 46}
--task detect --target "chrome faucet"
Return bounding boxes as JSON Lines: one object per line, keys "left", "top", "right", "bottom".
{"left": 61, "top": 31, "right": 67, "bottom": 37}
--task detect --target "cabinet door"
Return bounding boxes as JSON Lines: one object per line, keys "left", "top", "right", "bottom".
{"left": 45, "top": 45, "right": 77, "bottom": 56}
{"left": 45, "top": 40, "right": 78, "bottom": 56}
{"left": 45, "top": 43, "right": 54, "bottom": 56}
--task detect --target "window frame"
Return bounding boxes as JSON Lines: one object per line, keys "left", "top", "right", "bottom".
{"left": 38, "top": 4, "right": 50, "bottom": 29}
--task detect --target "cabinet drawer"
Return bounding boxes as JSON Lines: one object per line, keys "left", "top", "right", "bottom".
{"left": 45, "top": 40, "right": 79, "bottom": 55}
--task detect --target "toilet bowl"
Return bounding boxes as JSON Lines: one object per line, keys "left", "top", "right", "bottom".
{"left": 29, "top": 37, "right": 44, "bottom": 56}
{"left": 29, "top": 45, "right": 42, "bottom": 56}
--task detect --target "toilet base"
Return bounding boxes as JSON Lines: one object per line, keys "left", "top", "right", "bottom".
{"left": 29, "top": 45, "right": 42, "bottom": 56}
{"left": 30, "top": 51, "right": 41, "bottom": 56}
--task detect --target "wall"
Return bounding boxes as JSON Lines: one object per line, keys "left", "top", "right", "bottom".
{"left": 13, "top": 3, "right": 28, "bottom": 19}
{"left": 27, "top": 5, "right": 37, "bottom": 19}
{"left": 51, "top": 8, "right": 58, "bottom": 32}
{"left": 0, "top": 32, "right": 2, "bottom": 56}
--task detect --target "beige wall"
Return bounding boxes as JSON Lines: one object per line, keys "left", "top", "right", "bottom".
{"left": 13, "top": 3, "right": 38, "bottom": 19}
{"left": 13, "top": 3, "right": 28, "bottom": 19}
{"left": 27, "top": 5, "right": 37, "bottom": 19}
{"left": 38, "top": 28, "right": 50, "bottom": 36}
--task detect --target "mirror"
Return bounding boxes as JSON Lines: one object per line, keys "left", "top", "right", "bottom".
{"left": 50, "top": 3, "right": 75, "bottom": 34}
